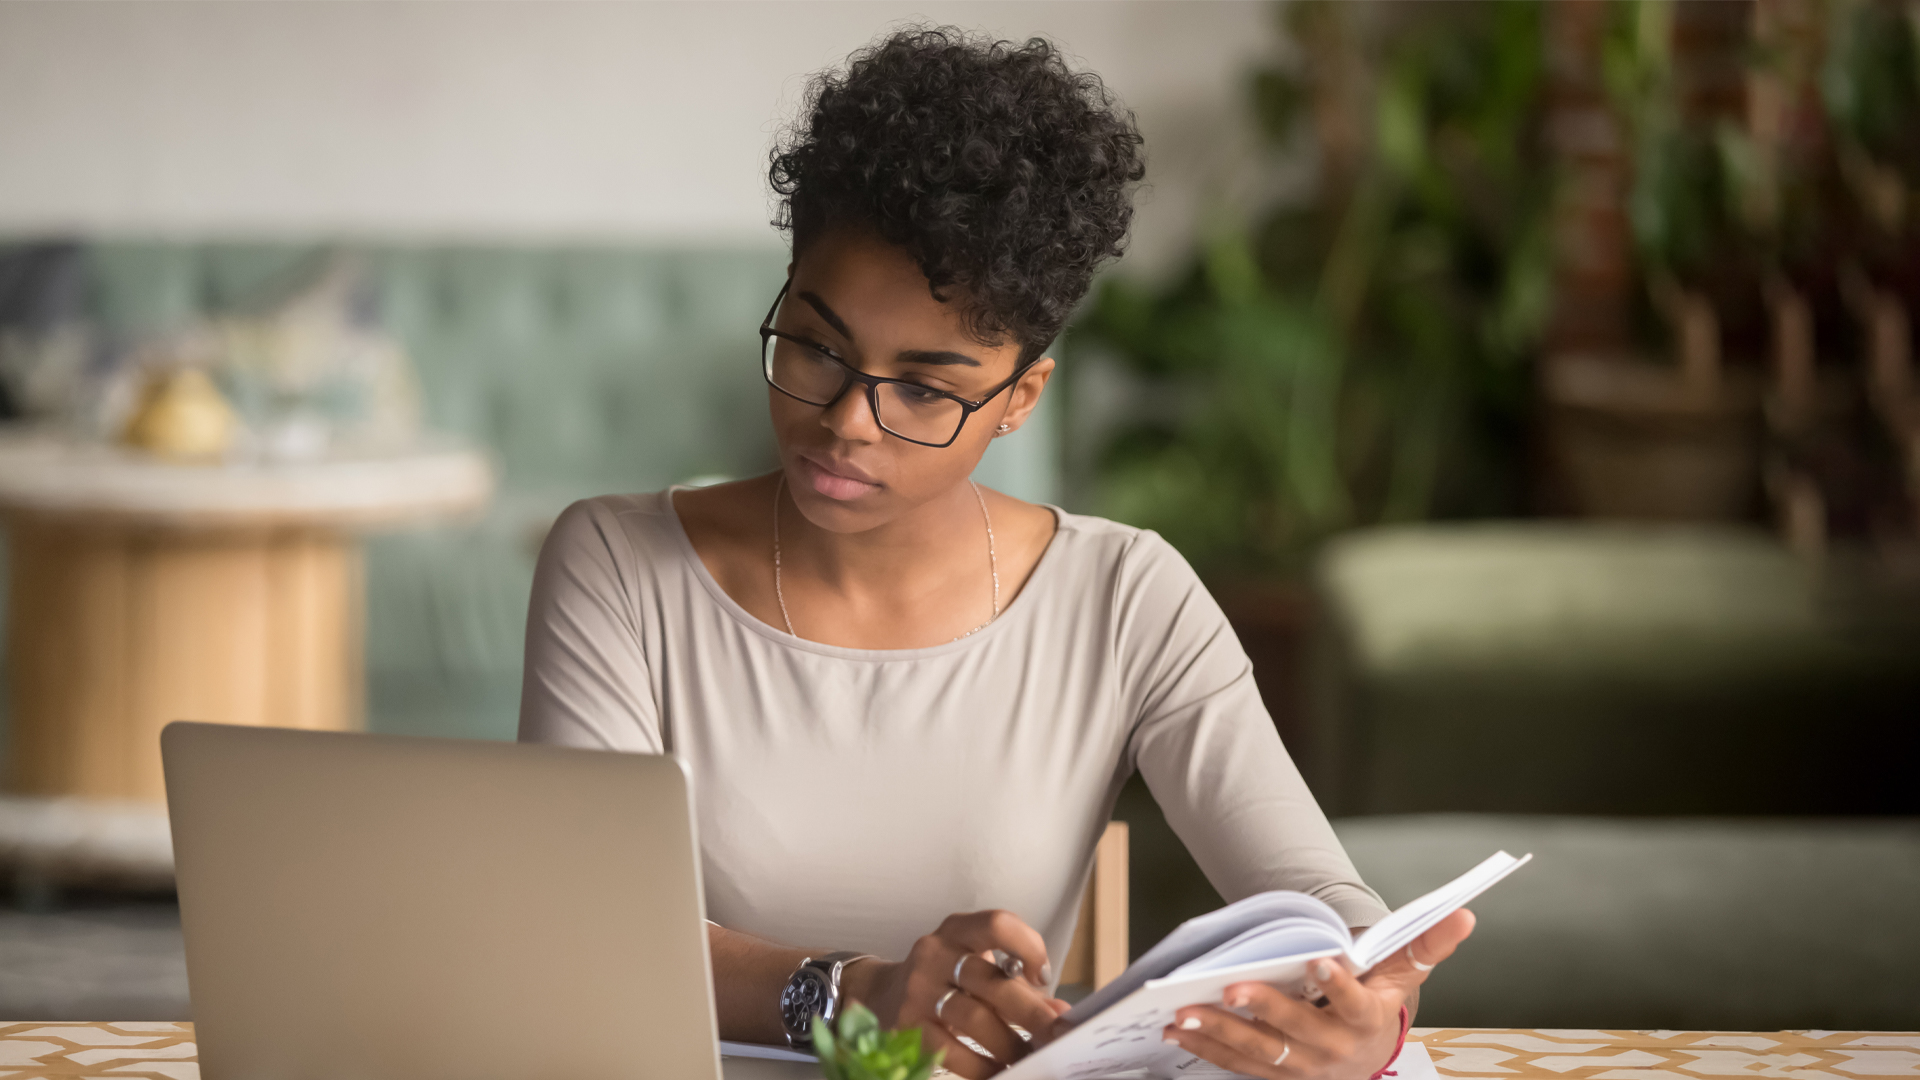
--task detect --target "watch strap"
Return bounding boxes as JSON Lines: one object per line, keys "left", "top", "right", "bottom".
{"left": 783, "top": 951, "right": 877, "bottom": 1049}
{"left": 818, "top": 949, "right": 875, "bottom": 974}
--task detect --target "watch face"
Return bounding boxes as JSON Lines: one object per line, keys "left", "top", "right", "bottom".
{"left": 781, "top": 967, "right": 832, "bottom": 1037}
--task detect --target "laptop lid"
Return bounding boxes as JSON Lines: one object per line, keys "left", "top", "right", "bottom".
{"left": 163, "top": 722, "right": 722, "bottom": 1080}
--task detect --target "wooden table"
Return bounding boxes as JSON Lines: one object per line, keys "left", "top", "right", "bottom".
{"left": 0, "top": 431, "right": 491, "bottom": 804}
{"left": 0, "top": 1025, "right": 1913, "bottom": 1079}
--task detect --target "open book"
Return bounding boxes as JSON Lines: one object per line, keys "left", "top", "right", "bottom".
{"left": 1000, "top": 851, "right": 1532, "bottom": 1080}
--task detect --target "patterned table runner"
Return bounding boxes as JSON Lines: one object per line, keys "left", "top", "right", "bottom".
{"left": 0, "top": 1023, "right": 1914, "bottom": 1079}
{"left": 0, "top": 1024, "right": 195, "bottom": 1080}
{"left": 1414, "top": 1030, "right": 1920, "bottom": 1080}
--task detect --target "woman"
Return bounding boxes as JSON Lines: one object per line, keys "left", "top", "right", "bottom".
{"left": 520, "top": 28, "right": 1473, "bottom": 1080}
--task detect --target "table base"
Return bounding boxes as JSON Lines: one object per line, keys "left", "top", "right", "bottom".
{"left": 5, "top": 519, "right": 361, "bottom": 803}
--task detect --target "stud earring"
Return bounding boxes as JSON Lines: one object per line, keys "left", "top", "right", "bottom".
{"left": 996, "top": 423, "right": 1011, "bottom": 435}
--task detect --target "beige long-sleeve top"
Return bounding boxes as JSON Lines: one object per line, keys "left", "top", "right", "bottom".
{"left": 518, "top": 490, "right": 1387, "bottom": 972}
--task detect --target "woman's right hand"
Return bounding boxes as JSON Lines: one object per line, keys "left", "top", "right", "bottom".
{"left": 842, "top": 910, "right": 1072, "bottom": 1078}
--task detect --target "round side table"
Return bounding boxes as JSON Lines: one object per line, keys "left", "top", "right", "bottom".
{"left": 0, "top": 430, "right": 492, "bottom": 804}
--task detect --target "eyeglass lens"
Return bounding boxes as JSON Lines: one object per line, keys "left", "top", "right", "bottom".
{"left": 764, "top": 335, "right": 967, "bottom": 444}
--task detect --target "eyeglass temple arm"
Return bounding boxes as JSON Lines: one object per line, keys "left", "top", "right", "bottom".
{"left": 762, "top": 280, "right": 790, "bottom": 331}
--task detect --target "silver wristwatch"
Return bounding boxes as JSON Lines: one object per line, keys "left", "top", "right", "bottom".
{"left": 779, "top": 951, "right": 872, "bottom": 1049}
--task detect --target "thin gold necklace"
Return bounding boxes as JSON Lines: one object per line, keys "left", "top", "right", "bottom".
{"left": 772, "top": 474, "right": 1000, "bottom": 642}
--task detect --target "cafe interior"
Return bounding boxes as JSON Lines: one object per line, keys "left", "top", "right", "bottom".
{"left": 0, "top": 0, "right": 1915, "bottom": 1052}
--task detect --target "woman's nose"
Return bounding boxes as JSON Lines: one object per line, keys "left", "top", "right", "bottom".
{"left": 821, "top": 382, "right": 884, "bottom": 442}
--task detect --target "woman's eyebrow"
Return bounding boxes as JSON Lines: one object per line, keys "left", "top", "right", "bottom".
{"left": 898, "top": 349, "right": 982, "bottom": 368}
{"left": 797, "top": 290, "right": 982, "bottom": 367}
{"left": 797, "top": 291, "right": 855, "bottom": 341}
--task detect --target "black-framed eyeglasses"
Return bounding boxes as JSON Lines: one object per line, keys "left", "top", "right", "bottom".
{"left": 759, "top": 281, "right": 1024, "bottom": 448}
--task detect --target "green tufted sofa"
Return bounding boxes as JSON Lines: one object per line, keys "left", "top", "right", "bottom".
{"left": 1306, "top": 522, "right": 1920, "bottom": 817}
{"left": 1, "top": 240, "right": 1061, "bottom": 745}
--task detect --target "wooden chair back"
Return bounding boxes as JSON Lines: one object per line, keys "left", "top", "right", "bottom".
{"left": 1056, "top": 821, "right": 1128, "bottom": 992}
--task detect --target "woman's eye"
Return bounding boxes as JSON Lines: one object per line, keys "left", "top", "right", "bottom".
{"left": 899, "top": 384, "right": 947, "bottom": 403}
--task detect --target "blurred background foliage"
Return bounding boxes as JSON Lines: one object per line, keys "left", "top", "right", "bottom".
{"left": 1070, "top": 1, "right": 1555, "bottom": 580}
{"left": 1068, "top": 0, "right": 1920, "bottom": 579}
{"left": 1621, "top": 0, "right": 1920, "bottom": 356}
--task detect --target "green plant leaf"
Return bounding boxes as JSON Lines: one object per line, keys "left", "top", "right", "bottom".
{"left": 811, "top": 1004, "right": 941, "bottom": 1080}
{"left": 811, "top": 1016, "right": 842, "bottom": 1080}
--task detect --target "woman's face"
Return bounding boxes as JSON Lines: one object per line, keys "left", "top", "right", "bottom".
{"left": 769, "top": 227, "right": 1053, "bottom": 534}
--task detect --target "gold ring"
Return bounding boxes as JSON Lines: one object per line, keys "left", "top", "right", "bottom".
{"left": 935, "top": 988, "right": 960, "bottom": 1022}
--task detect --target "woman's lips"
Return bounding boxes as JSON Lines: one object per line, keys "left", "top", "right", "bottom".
{"left": 799, "top": 455, "right": 880, "bottom": 501}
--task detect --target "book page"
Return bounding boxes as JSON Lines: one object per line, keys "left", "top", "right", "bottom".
{"left": 1168, "top": 918, "right": 1350, "bottom": 978}
{"left": 1002, "top": 949, "right": 1344, "bottom": 1080}
{"left": 1351, "top": 851, "right": 1532, "bottom": 971}
{"left": 1064, "top": 892, "right": 1346, "bottom": 1021}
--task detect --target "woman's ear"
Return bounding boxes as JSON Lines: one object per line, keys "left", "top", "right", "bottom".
{"left": 993, "top": 357, "right": 1055, "bottom": 436}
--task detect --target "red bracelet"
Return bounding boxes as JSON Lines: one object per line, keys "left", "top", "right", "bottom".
{"left": 1368, "top": 1005, "right": 1411, "bottom": 1080}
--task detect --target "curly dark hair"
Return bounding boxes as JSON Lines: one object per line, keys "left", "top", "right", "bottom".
{"left": 771, "top": 28, "right": 1146, "bottom": 366}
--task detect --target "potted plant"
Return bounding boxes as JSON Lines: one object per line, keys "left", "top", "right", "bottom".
{"left": 811, "top": 1004, "right": 943, "bottom": 1080}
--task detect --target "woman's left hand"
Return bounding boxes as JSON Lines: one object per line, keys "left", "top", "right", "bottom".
{"left": 1159, "top": 909, "right": 1475, "bottom": 1080}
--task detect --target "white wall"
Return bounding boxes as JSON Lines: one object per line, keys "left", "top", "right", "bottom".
{"left": 0, "top": 0, "right": 1277, "bottom": 278}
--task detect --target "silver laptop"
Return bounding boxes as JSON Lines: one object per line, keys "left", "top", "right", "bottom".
{"left": 164, "top": 722, "right": 796, "bottom": 1080}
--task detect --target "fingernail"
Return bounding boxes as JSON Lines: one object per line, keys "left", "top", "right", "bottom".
{"left": 1163, "top": 1036, "right": 1181, "bottom": 1045}
{"left": 1179, "top": 1017, "right": 1202, "bottom": 1030}
{"left": 1040, "top": 962, "right": 1054, "bottom": 985}
{"left": 1228, "top": 993, "right": 1250, "bottom": 1008}
{"left": 1314, "top": 960, "right": 1334, "bottom": 980}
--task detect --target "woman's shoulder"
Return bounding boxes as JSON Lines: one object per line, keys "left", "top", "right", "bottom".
{"left": 1044, "top": 505, "right": 1178, "bottom": 557}
{"left": 540, "top": 490, "right": 688, "bottom": 574}
{"left": 1034, "top": 510, "right": 1227, "bottom": 670}
{"left": 1040, "top": 507, "right": 1202, "bottom": 593}
{"left": 549, "top": 489, "right": 676, "bottom": 534}
{"left": 544, "top": 480, "right": 779, "bottom": 599}
{"left": 1048, "top": 505, "right": 1150, "bottom": 543}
